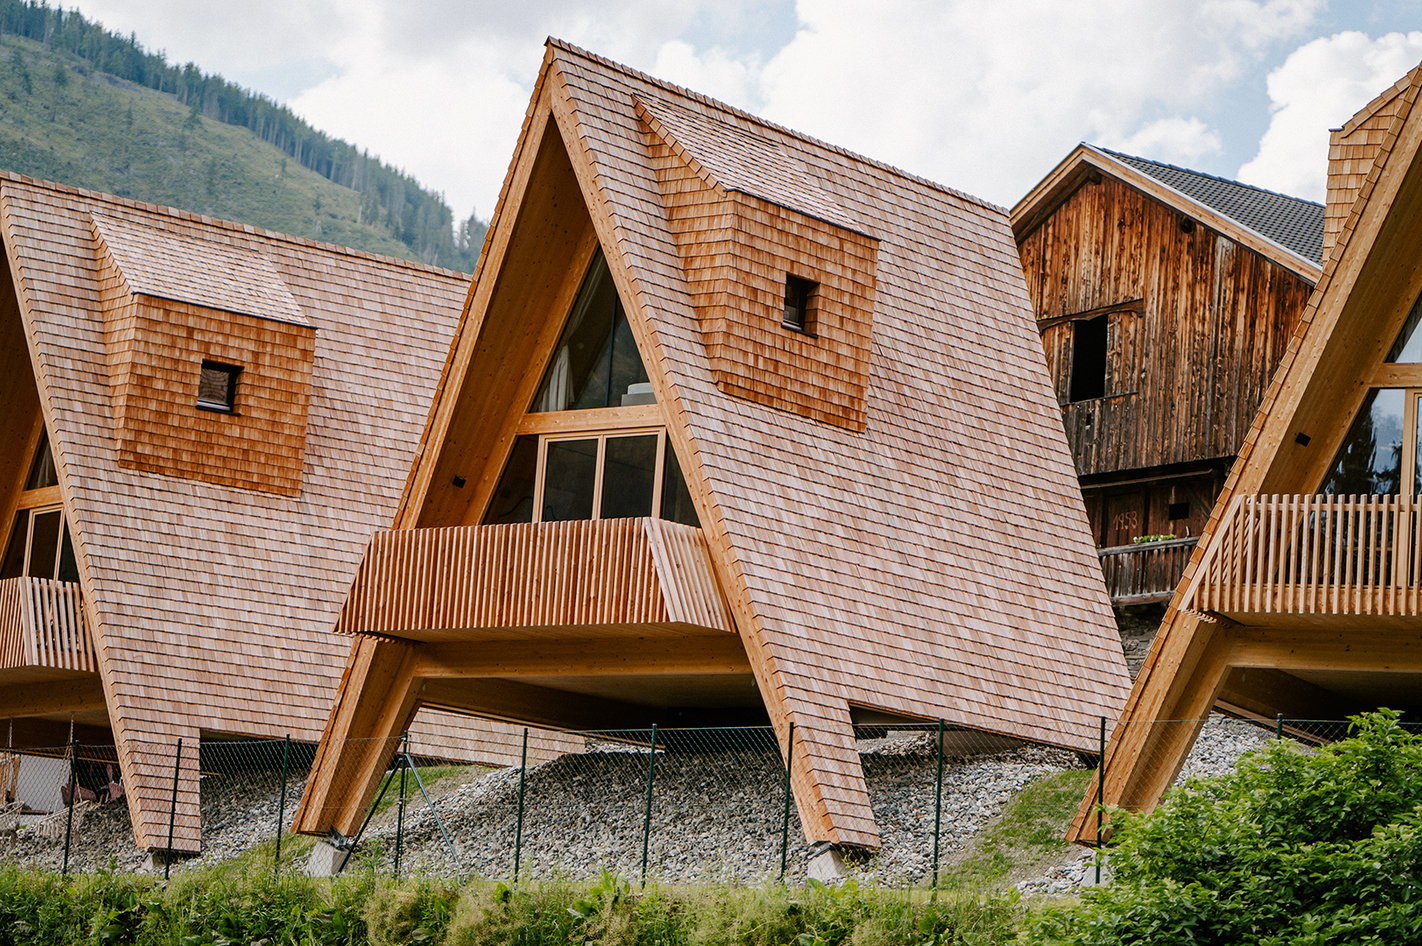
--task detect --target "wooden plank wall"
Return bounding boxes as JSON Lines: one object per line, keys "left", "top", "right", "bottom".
{"left": 1019, "top": 175, "right": 1313, "bottom": 478}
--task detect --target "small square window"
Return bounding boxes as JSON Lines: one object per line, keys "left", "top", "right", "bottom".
{"left": 783, "top": 274, "right": 817, "bottom": 333}
{"left": 1168, "top": 501, "right": 1190, "bottom": 521}
{"left": 196, "top": 361, "right": 241, "bottom": 413}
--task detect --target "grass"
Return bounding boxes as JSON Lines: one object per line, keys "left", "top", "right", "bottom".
{"left": 368, "top": 763, "right": 492, "bottom": 817}
{"left": 944, "top": 769, "right": 1094, "bottom": 889}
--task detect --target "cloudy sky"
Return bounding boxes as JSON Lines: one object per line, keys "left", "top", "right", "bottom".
{"left": 60, "top": 0, "right": 1422, "bottom": 219}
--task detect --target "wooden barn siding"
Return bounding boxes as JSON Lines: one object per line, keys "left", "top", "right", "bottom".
{"left": 1020, "top": 176, "right": 1312, "bottom": 478}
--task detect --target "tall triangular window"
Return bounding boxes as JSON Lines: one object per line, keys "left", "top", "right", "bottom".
{"left": 481, "top": 249, "right": 698, "bottom": 528}
{"left": 532, "top": 250, "right": 652, "bottom": 412}
{"left": 2, "top": 427, "right": 79, "bottom": 582}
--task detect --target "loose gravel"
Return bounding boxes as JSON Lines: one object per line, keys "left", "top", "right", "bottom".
{"left": 0, "top": 716, "right": 1279, "bottom": 891}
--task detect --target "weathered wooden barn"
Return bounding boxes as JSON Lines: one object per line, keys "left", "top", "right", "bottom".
{"left": 1012, "top": 147, "right": 1323, "bottom": 606}
{"left": 0, "top": 173, "right": 560, "bottom": 859}
{"left": 291, "top": 40, "right": 1133, "bottom": 866}
{"left": 1068, "top": 64, "right": 1422, "bottom": 839}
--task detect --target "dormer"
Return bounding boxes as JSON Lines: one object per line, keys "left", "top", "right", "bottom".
{"left": 638, "top": 98, "right": 879, "bottom": 431}
{"left": 92, "top": 215, "right": 315, "bottom": 495}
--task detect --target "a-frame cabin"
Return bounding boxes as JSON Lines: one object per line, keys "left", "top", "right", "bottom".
{"left": 0, "top": 173, "right": 542, "bottom": 861}
{"left": 1068, "top": 63, "right": 1422, "bottom": 839}
{"left": 1012, "top": 147, "right": 1322, "bottom": 615}
{"left": 293, "top": 40, "right": 1133, "bottom": 863}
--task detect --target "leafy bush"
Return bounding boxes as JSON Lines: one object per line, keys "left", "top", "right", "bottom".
{"left": 1027, "top": 709, "right": 1422, "bottom": 945}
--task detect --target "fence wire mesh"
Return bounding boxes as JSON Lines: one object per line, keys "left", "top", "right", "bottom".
{"left": 0, "top": 713, "right": 1387, "bottom": 887}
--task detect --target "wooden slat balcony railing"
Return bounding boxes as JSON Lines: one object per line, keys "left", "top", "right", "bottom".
{"left": 0, "top": 576, "right": 96, "bottom": 672}
{"left": 1187, "top": 494, "right": 1422, "bottom": 617}
{"left": 1097, "top": 537, "right": 1199, "bottom": 605}
{"left": 337, "top": 517, "right": 735, "bottom": 638}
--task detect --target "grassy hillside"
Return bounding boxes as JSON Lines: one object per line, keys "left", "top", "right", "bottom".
{"left": 0, "top": 31, "right": 482, "bottom": 268}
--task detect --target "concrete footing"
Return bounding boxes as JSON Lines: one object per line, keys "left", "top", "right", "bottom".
{"left": 305, "top": 839, "right": 353, "bottom": 876}
{"left": 807, "top": 845, "right": 849, "bottom": 884}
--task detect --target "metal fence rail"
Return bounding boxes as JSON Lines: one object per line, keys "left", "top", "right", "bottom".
{"left": 0, "top": 714, "right": 1363, "bottom": 887}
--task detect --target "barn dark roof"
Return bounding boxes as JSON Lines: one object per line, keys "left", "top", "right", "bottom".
{"left": 1101, "top": 148, "right": 1325, "bottom": 265}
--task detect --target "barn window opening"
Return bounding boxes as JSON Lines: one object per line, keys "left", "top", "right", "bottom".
{"left": 533, "top": 250, "right": 651, "bottom": 412}
{"left": 197, "top": 361, "right": 241, "bottom": 413}
{"left": 782, "top": 275, "right": 816, "bottom": 333}
{"left": 1069, "top": 315, "right": 1109, "bottom": 402}
{"left": 1168, "top": 501, "right": 1190, "bottom": 521}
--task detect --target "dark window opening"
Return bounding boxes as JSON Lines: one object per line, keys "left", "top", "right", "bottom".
{"left": 783, "top": 275, "right": 816, "bottom": 333}
{"left": 482, "top": 436, "right": 539, "bottom": 525}
{"left": 25, "top": 429, "right": 57, "bottom": 490}
{"left": 540, "top": 438, "right": 599, "bottom": 522}
{"left": 1069, "top": 315, "right": 1109, "bottom": 402}
{"left": 197, "top": 361, "right": 241, "bottom": 413}
{"left": 600, "top": 434, "right": 658, "bottom": 519}
{"left": 660, "top": 442, "right": 701, "bottom": 528}
{"left": 533, "top": 250, "right": 651, "bottom": 412}
{"left": 1168, "top": 501, "right": 1190, "bottom": 521}
{"left": 1, "top": 510, "right": 29, "bottom": 580}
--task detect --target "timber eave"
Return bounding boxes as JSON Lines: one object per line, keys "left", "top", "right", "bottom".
{"left": 1011, "top": 144, "right": 1323, "bottom": 285}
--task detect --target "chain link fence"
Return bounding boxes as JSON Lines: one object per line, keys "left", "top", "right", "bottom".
{"left": 0, "top": 714, "right": 1378, "bottom": 887}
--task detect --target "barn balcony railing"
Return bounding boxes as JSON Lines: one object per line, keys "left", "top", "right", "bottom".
{"left": 1186, "top": 493, "right": 1422, "bottom": 617}
{"left": 336, "top": 517, "right": 734, "bottom": 638}
{"left": 1097, "top": 537, "right": 1198, "bottom": 605}
{"left": 0, "top": 576, "right": 96, "bottom": 673}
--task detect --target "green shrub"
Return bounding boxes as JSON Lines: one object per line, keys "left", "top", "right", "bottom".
{"left": 1026, "top": 709, "right": 1422, "bottom": 945}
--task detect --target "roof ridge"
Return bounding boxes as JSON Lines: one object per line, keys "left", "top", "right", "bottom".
{"left": 545, "top": 37, "right": 1004, "bottom": 215}
{"left": 1094, "top": 147, "right": 1321, "bottom": 209}
{"left": 0, "top": 169, "right": 467, "bottom": 279}
{"left": 1337, "top": 63, "right": 1420, "bottom": 137}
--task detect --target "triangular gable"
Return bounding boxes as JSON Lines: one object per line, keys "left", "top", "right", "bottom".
{"left": 386, "top": 39, "right": 1131, "bottom": 849}
{"left": 1012, "top": 145, "right": 1323, "bottom": 283}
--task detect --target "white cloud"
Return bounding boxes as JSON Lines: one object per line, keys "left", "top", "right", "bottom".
{"left": 1100, "top": 118, "right": 1224, "bottom": 164}
{"left": 741, "top": 0, "right": 1320, "bottom": 207}
{"left": 1237, "top": 30, "right": 1422, "bottom": 201}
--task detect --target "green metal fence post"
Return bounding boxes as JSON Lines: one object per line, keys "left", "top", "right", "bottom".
{"left": 61, "top": 739, "right": 77, "bottom": 876}
{"left": 779, "top": 720, "right": 795, "bottom": 883}
{"left": 166, "top": 738, "right": 182, "bottom": 881}
{"left": 394, "top": 732, "right": 408, "bottom": 879}
{"left": 1276, "top": 713, "right": 1284, "bottom": 739}
{"left": 640, "top": 723, "right": 658, "bottom": 887}
{"left": 1095, "top": 717, "right": 1105, "bottom": 885}
{"left": 275, "top": 734, "right": 290, "bottom": 869}
{"left": 932, "top": 718, "right": 945, "bottom": 894}
{"left": 513, "top": 727, "right": 528, "bottom": 884}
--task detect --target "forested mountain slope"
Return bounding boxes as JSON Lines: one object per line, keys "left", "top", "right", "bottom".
{"left": 0, "top": 4, "right": 486, "bottom": 270}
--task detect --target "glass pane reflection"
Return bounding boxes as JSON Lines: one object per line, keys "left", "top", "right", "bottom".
{"left": 541, "top": 439, "right": 598, "bottom": 522}
{"left": 1321, "top": 388, "right": 1405, "bottom": 496}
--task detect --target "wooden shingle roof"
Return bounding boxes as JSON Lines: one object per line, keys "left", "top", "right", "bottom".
{"left": 0, "top": 171, "right": 503, "bottom": 850}
{"left": 395, "top": 40, "right": 1132, "bottom": 846}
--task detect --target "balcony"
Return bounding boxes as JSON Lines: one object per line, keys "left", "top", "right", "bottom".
{"left": 0, "top": 576, "right": 96, "bottom": 674}
{"left": 336, "top": 517, "right": 734, "bottom": 640}
{"left": 1098, "top": 537, "right": 1199, "bottom": 606}
{"left": 1186, "top": 494, "right": 1422, "bottom": 622}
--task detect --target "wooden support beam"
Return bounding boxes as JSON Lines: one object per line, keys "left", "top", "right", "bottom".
{"left": 416, "top": 635, "right": 750, "bottom": 677}
{"left": 0, "top": 675, "right": 105, "bottom": 717}
{"left": 418, "top": 677, "right": 654, "bottom": 731}
{"left": 1229, "top": 629, "right": 1422, "bottom": 673}
{"left": 291, "top": 637, "right": 425, "bottom": 837}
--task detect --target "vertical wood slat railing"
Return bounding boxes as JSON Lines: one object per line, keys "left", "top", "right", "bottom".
{"left": 0, "top": 576, "right": 96, "bottom": 672}
{"left": 337, "top": 518, "right": 731, "bottom": 636}
{"left": 1189, "top": 494, "right": 1422, "bottom": 615}
{"left": 1097, "top": 537, "right": 1200, "bottom": 605}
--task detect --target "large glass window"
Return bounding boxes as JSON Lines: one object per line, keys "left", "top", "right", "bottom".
{"left": 532, "top": 250, "right": 652, "bottom": 412}
{"left": 483, "top": 428, "right": 700, "bottom": 526}
{"left": 1321, "top": 388, "right": 1420, "bottom": 495}
{"left": 1385, "top": 289, "right": 1422, "bottom": 363}
{"left": 2, "top": 427, "right": 79, "bottom": 583}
